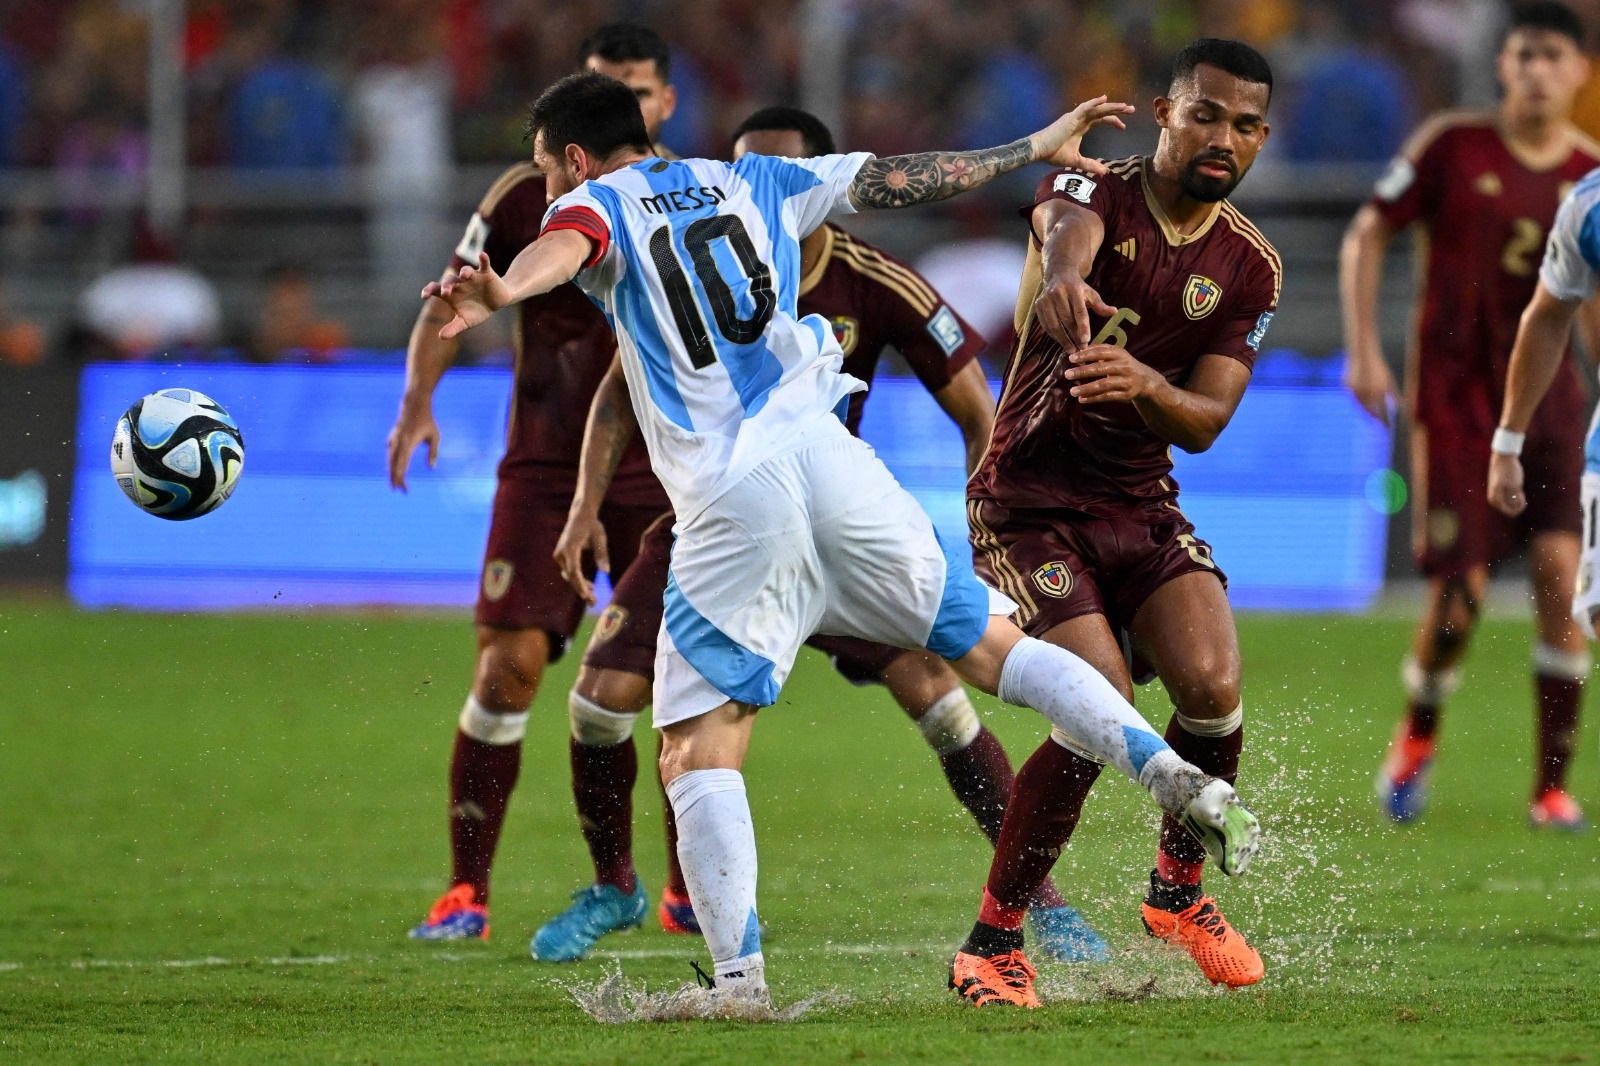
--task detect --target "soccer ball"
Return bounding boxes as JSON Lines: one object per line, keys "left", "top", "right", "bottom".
{"left": 110, "top": 388, "right": 245, "bottom": 520}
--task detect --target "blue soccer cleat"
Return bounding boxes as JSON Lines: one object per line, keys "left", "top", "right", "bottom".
{"left": 409, "top": 882, "right": 489, "bottom": 941}
{"left": 1028, "top": 904, "right": 1112, "bottom": 962}
{"left": 1376, "top": 726, "right": 1435, "bottom": 823}
{"left": 530, "top": 881, "right": 649, "bottom": 962}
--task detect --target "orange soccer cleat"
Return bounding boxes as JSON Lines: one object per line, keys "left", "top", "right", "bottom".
{"left": 948, "top": 948, "right": 1042, "bottom": 1008}
{"left": 1530, "top": 788, "right": 1589, "bottom": 831}
{"left": 408, "top": 882, "right": 489, "bottom": 941}
{"left": 1141, "top": 895, "right": 1263, "bottom": 988}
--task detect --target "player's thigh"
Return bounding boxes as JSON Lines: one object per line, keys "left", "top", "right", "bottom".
{"left": 1411, "top": 424, "right": 1497, "bottom": 580}
{"left": 1040, "top": 613, "right": 1135, "bottom": 703}
{"left": 805, "top": 633, "right": 902, "bottom": 686}
{"left": 472, "top": 624, "right": 553, "bottom": 711}
{"left": 652, "top": 469, "right": 819, "bottom": 730}
{"left": 1128, "top": 569, "right": 1240, "bottom": 719}
{"left": 581, "top": 511, "right": 673, "bottom": 690}
{"left": 475, "top": 477, "right": 587, "bottom": 660}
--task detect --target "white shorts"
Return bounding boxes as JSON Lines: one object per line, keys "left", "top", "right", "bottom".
{"left": 651, "top": 429, "right": 1014, "bottom": 728}
{"left": 1575, "top": 470, "right": 1600, "bottom": 639}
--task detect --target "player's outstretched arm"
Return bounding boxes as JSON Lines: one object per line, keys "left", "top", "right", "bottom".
{"left": 1489, "top": 282, "right": 1583, "bottom": 516}
{"left": 555, "top": 354, "right": 639, "bottom": 604}
{"left": 846, "top": 96, "right": 1133, "bottom": 211}
{"left": 387, "top": 286, "right": 460, "bottom": 490}
{"left": 1033, "top": 197, "right": 1113, "bottom": 351}
{"left": 1339, "top": 204, "right": 1400, "bottom": 424}
{"left": 422, "top": 229, "right": 591, "bottom": 339}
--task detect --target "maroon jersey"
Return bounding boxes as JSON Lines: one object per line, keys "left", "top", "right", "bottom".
{"left": 1371, "top": 112, "right": 1599, "bottom": 439}
{"left": 798, "top": 225, "right": 983, "bottom": 434}
{"left": 451, "top": 163, "right": 666, "bottom": 506}
{"left": 971, "top": 157, "right": 1282, "bottom": 520}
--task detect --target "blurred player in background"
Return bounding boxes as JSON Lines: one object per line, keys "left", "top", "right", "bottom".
{"left": 1486, "top": 167, "right": 1600, "bottom": 816}
{"left": 386, "top": 23, "right": 679, "bottom": 942}
{"left": 949, "top": 38, "right": 1281, "bottom": 1004}
{"left": 1341, "top": 2, "right": 1597, "bottom": 830}
{"left": 531, "top": 106, "right": 1107, "bottom": 965}
{"left": 425, "top": 72, "right": 1260, "bottom": 1003}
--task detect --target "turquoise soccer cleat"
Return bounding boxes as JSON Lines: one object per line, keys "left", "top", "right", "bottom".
{"left": 530, "top": 882, "right": 649, "bottom": 962}
{"left": 1028, "top": 904, "right": 1112, "bottom": 962}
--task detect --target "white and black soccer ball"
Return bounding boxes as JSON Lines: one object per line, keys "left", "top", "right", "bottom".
{"left": 110, "top": 388, "right": 245, "bottom": 520}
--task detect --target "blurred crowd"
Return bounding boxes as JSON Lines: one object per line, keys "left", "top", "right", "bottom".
{"left": 0, "top": 0, "right": 1596, "bottom": 363}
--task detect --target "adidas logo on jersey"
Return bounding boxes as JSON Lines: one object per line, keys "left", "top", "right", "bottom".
{"left": 1114, "top": 238, "right": 1137, "bottom": 261}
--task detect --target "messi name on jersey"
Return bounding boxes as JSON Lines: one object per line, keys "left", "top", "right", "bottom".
{"left": 639, "top": 184, "right": 729, "bottom": 215}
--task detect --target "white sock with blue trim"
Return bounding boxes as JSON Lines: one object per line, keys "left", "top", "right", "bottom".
{"left": 664, "top": 769, "right": 765, "bottom": 984}
{"left": 997, "top": 636, "right": 1191, "bottom": 811}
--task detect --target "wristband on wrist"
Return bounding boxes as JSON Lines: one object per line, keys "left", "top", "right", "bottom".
{"left": 1491, "top": 427, "right": 1526, "bottom": 456}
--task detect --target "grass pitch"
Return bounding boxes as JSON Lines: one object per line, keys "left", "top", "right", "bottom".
{"left": 2, "top": 604, "right": 1597, "bottom": 1063}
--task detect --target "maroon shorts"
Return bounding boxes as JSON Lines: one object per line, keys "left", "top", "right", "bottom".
{"left": 583, "top": 514, "right": 912, "bottom": 685}
{"left": 1414, "top": 422, "right": 1582, "bottom": 578}
{"left": 967, "top": 497, "right": 1227, "bottom": 637}
{"left": 475, "top": 476, "right": 671, "bottom": 660}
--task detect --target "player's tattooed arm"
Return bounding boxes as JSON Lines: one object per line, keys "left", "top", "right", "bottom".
{"left": 849, "top": 141, "right": 1035, "bottom": 209}
{"left": 556, "top": 354, "right": 637, "bottom": 603}
{"left": 846, "top": 96, "right": 1133, "bottom": 211}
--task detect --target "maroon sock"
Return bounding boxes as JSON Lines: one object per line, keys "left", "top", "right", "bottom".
{"left": 449, "top": 730, "right": 522, "bottom": 906}
{"left": 983, "top": 738, "right": 1103, "bottom": 919}
{"left": 939, "top": 726, "right": 1069, "bottom": 909}
{"left": 571, "top": 736, "right": 639, "bottom": 891}
{"left": 1535, "top": 674, "right": 1583, "bottom": 797}
{"left": 1156, "top": 715, "right": 1244, "bottom": 885}
{"left": 1407, "top": 701, "right": 1440, "bottom": 739}
{"left": 658, "top": 733, "right": 689, "bottom": 896}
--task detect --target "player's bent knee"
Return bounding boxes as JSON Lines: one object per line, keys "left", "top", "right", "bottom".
{"left": 459, "top": 694, "right": 530, "bottom": 746}
{"left": 1174, "top": 704, "right": 1243, "bottom": 738}
{"left": 569, "top": 690, "right": 639, "bottom": 747}
{"left": 474, "top": 629, "right": 550, "bottom": 711}
{"left": 1402, "top": 655, "right": 1461, "bottom": 704}
{"left": 915, "top": 688, "right": 981, "bottom": 754}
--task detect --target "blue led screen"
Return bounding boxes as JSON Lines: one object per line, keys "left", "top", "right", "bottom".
{"left": 70, "top": 355, "right": 1392, "bottom": 611}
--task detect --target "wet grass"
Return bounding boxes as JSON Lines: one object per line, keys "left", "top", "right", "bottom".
{"left": 1, "top": 604, "right": 1597, "bottom": 1063}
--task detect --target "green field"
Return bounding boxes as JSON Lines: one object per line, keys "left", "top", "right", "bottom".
{"left": 2, "top": 604, "right": 1597, "bottom": 1063}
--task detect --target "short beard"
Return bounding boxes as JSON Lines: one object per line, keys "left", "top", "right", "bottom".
{"left": 1177, "top": 162, "right": 1240, "bottom": 203}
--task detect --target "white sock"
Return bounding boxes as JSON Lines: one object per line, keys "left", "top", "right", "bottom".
{"left": 664, "top": 769, "right": 764, "bottom": 981}
{"left": 916, "top": 688, "right": 982, "bottom": 755}
{"left": 997, "top": 636, "right": 1191, "bottom": 809}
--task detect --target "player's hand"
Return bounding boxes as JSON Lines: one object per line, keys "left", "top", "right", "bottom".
{"left": 1036, "top": 275, "right": 1116, "bottom": 351}
{"left": 386, "top": 398, "right": 439, "bottom": 492}
{"left": 421, "top": 253, "right": 510, "bottom": 340}
{"left": 1343, "top": 346, "right": 1398, "bottom": 425}
{"left": 1031, "top": 96, "right": 1135, "bottom": 176}
{"left": 1062, "top": 344, "right": 1166, "bottom": 403}
{"left": 1488, "top": 452, "right": 1529, "bottom": 517}
{"left": 554, "top": 508, "right": 609, "bottom": 606}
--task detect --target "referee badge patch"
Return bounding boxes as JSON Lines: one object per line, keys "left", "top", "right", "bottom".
{"left": 927, "top": 306, "right": 965, "bottom": 355}
{"left": 483, "top": 559, "right": 514, "bottom": 601}
{"left": 1032, "top": 560, "right": 1072, "bottom": 599}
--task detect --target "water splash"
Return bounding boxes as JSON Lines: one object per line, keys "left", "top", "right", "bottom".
{"left": 567, "top": 968, "right": 853, "bottom": 1023}
{"left": 1037, "top": 942, "right": 1226, "bottom": 1002}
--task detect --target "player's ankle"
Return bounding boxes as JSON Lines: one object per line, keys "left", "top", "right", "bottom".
{"left": 977, "top": 887, "right": 1027, "bottom": 931}
{"left": 1155, "top": 851, "right": 1204, "bottom": 887}
{"left": 1145, "top": 867, "right": 1202, "bottom": 912}
{"left": 961, "top": 921, "right": 1024, "bottom": 958}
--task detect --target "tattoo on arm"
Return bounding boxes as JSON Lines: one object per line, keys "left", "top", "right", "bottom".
{"left": 581, "top": 376, "right": 637, "bottom": 503}
{"left": 849, "top": 139, "right": 1036, "bottom": 209}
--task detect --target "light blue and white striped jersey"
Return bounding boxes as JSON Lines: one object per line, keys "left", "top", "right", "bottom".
{"left": 543, "top": 152, "right": 875, "bottom": 521}
{"left": 1541, "top": 166, "right": 1600, "bottom": 302}
{"left": 1539, "top": 166, "right": 1600, "bottom": 472}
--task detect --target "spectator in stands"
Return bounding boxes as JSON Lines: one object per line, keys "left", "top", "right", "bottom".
{"left": 245, "top": 263, "right": 348, "bottom": 362}
{"left": 1281, "top": 5, "right": 1412, "bottom": 162}
{"left": 224, "top": 16, "right": 344, "bottom": 170}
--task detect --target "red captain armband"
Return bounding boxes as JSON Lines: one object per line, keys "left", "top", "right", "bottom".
{"left": 542, "top": 206, "right": 611, "bottom": 269}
